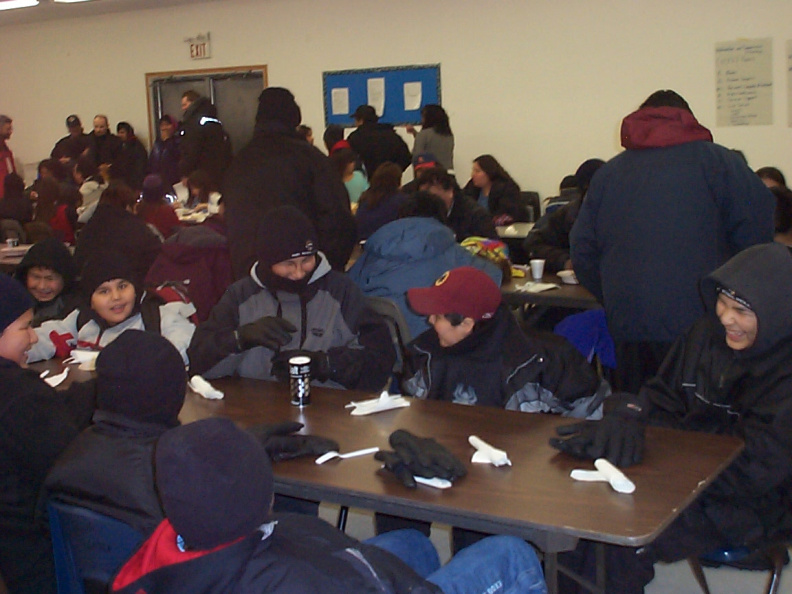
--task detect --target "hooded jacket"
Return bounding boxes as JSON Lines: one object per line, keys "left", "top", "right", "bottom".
{"left": 571, "top": 106, "right": 774, "bottom": 343}
{"left": 404, "top": 304, "right": 608, "bottom": 418}
{"left": 348, "top": 217, "right": 502, "bottom": 338}
{"left": 15, "top": 238, "right": 79, "bottom": 326}
{"left": 178, "top": 97, "right": 231, "bottom": 189}
{"left": 187, "top": 253, "right": 395, "bottom": 391}
{"left": 639, "top": 243, "right": 792, "bottom": 546}
{"left": 462, "top": 177, "right": 529, "bottom": 223}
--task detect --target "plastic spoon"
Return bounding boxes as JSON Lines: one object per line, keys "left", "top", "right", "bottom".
{"left": 315, "top": 446, "right": 380, "bottom": 465}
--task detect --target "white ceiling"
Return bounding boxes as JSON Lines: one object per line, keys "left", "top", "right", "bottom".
{"left": 0, "top": 0, "right": 217, "bottom": 27}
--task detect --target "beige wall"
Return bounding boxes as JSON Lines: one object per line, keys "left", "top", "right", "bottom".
{"left": 1, "top": 0, "right": 790, "bottom": 196}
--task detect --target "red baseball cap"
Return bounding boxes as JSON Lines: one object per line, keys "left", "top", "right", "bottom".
{"left": 407, "top": 267, "right": 501, "bottom": 321}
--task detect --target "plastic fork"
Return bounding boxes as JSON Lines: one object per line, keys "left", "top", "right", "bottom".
{"left": 315, "top": 446, "right": 380, "bottom": 465}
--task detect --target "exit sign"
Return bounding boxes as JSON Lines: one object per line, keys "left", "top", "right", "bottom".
{"left": 185, "top": 32, "right": 212, "bottom": 60}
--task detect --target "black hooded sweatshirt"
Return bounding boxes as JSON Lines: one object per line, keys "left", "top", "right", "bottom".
{"left": 639, "top": 242, "right": 792, "bottom": 547}
{"left": 14, "top": 237, "right": 79, "bottom": 325}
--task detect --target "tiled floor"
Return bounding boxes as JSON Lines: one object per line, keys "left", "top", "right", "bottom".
{"left": 319, "top": 504, "right": 791, "bottom": 593}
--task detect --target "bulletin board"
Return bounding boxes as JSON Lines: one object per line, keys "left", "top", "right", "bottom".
{"left": 323, "top": 64, "right": 441, "bottom": 126}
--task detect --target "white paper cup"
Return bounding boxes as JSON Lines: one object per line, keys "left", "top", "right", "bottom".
{"left": 529, "top": 259, "right": 545, "bottom": 281}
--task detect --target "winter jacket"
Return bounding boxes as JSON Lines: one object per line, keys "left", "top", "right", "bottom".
{"left": 14, "top": 237, "right": 79, "bottom": 326}
{"left": 412, "top": 128, "right": 454, "bottom": 172}
{"left": 51, "top": 133, "right": 90, "bottom": 163}
{"left": 0, "top": 187, "right": 33, "bottom": 224}
{"left": 178, "top": 97, "right": 231, "bottom": 189}
{"left": 114, "top": 137, "right": 148, "bottom": 191}
{"left": 223, "top": 121, "right": 356, "bottom": 277}
{"left": 0, "top": 358, "right": 95, "bottom": 594}
{"left": 86, "top": 131, "right": 122, "bottom": 168}
{"left": 638, "top": 243, "right": 792, "bottom": 546}
{"left": 138, "top": 203, "right": 181, "bottom": 239}
{"left": 27, "top": 298, "right": 196, "bottom": 365}
{"left": 349, "top": 217, "right": 502, "bottom": 338}
{"left": 404, "top": 304, "right": 608, "bottom": 418}
{"left": 112, "top": 513, "right": 441, "bottom": 594}
{"left": 348, "top": 122, "right": 412, "bottom": 176}
{"left": 523, "top": 196, "right": 582, "bottom": 272}
{"left": 44, "top": 411, "right": 168, "bottom": 537}
{"left": 463, "top": 178, "right": 529, "bottom": 223}
{"left": 571, "top": 106, "right": 774, "bottom": 343}
{"left": 74, "top": 203, "right": 162, "bottom": 283}
{"left": 145, "top": 242, "right": 233, "bottom": 323}
{"left": 148, "top": 136, "right": 181, "bottom": 187}
{"left": 188, "top": 254, "right": 395, "bottom": 391}
{"left": 355, "top": 190, "right": 408, "bottom": 240}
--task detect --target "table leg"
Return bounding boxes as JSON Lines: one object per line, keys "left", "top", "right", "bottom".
{"left": 544, "top": 552, "right": 559, "bottom": 594}
{"left": 336, "top": 505, "right": 349, "bottom": 531}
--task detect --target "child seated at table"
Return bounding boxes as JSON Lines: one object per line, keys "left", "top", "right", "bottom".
{"left": 188, "top": 205, "right": 394, "bottom": 391}
{"left": 111, "top": 417, "right": 548, "bottom": 594}
{"left": 27, "top": 251, "right": 196, "bottom": 364}
{"left": 404, "top": 266, "right": 609, "bottom": 417}
{"left": 0, "top": 274, "right": 95, "bottom": 594}
{"left": 14, "top": 237, "right": 79, "bottom": 326}
{"left": 549, "top": 242, "right": 792, "bottom": 592}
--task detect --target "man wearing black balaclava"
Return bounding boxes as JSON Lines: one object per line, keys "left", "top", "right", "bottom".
{"left": 188, "top": 205, "right": 393, "bottom": 391}
{"left": 223, "top": 87, "right": 357, "bottom": 279}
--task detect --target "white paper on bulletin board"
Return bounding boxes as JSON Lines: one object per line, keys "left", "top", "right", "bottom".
{"left": 331, "top": 88, "right": 349, "bottom": 115}
{"left": 404, "top": 82, "right": 422, "bottom": 111}
{"left": 367, "top": 78, "right": 385, "bottom": 117}
{"left": 716, "top": 38, "right": 772, "bottom": 126}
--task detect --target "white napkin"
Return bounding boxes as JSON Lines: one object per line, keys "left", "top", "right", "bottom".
{"left": 346, "top": 391, "right": 410, "bottom": 416}
{"left": 469, "top": 435, "right": 512, "bottom": 466}
{"left": 189, "top": 375, "right": 224, "bottom": 400}
{"left": 570, "top": 458, "right": 636, "bottom": 494}
{"left": 44, "top": 367, "right": 69, "bottom": 387}
{"left": 66, "top": 349, "right": 100, "bottom": 371}
{"left": 515, "top": 282, "right": 560, "bottom": 293}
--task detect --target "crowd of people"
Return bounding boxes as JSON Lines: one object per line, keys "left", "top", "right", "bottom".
{"left": 1, "top": 85, "right": 791, "bottom": 594}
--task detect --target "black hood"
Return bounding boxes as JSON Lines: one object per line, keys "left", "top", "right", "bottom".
{"left": 15, "top": 237, "right": 76, "bottom": 292}
{"left": 700, "top": 242, "right": 792, "bottom": 357}
{"left": 183, "top": 96, "right": 217, "bottom": 122}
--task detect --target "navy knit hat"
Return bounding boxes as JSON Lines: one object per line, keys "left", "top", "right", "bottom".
{"left": 96, "top": 330, "right": 186, "bottom": 427}
{"left": 156, "top": 418, "right": 273, "bottom": 550}
{"left": 256, "top": 87, "right": 301, "bottom": 129}
{"left": 257, "top": 206, "right": 318, "bottom": 269}
{"left": 0, "top": 274, "right": 33, "bottom": 333}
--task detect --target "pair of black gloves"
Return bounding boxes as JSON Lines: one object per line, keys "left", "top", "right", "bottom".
{"left": 248, "top": 421, "right": 339, "bottom": 462}
{"left": 549, "top": 393, "right": 647, "bottom": 468}
{"left": 376, "top": 430, "right": 467, "bottom": 489}
{"left": 236, "top": 316, "right": 331, "bottom": 381}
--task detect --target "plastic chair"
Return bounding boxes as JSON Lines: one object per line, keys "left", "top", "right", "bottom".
{"left": 688, "top": 543, "right": 789, "bottom": 594}
{"left": 365, "top": 296, "right": 413, "bottom": 376}
{"left": 48, "top": 500, "right": 145, "bottom": 594}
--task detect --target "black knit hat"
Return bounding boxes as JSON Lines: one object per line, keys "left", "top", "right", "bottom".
{"left": 0, "top": 274, "right": 33, "bottom": 333}
{"left": 95, "top": 330, "right": 186, "bottom": 427}
{"left": 257, "top": 206, "right": 318, "bottom": 269}
{"left": 155, "top": 418, "right": 273, "bottom": 550}
{"left": 15, "top": 237, "right": 77, "bottom": 293}
{"left": 80, "top": 251, "right": 141, "bottom": 300}
{"left": 256, "top": 87, "right": 301, "bottom": 129}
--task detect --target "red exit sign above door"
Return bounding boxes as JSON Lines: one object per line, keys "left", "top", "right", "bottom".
{"left": 185, "top": 33, "right": 212, "bottom": 60}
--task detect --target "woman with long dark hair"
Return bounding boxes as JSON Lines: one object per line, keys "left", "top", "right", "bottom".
{"left": 406, "top": 104, "right": 454, "bottom": 172}
{"left": 463, "top": 154, "right": 528, "bottom": 225}
{"left": 355, "top": 162, "right": 406, "bottom": 240}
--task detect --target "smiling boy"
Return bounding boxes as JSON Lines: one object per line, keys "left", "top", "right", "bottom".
{"left": 0, "top": 274, "right": 95, "bottom": 594}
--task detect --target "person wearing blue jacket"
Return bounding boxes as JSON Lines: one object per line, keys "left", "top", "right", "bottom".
{"left": 570, "top": 90, "right": 774, "bottom": 392}
{"left": 349, "top": 192, "right": 502, "bottom": 339}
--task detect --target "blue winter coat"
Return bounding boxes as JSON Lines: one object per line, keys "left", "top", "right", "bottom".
{"left": 348, "top": 217, "right": 502, "bottom": 339}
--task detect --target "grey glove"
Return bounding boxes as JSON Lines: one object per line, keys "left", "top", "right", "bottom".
{"left": 236, "top": 317, "right": 296, "bottom": 351}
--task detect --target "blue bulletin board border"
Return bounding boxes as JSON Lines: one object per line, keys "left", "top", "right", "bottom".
{"left": 323, "top": 64, "right": 441, "bottom": 127}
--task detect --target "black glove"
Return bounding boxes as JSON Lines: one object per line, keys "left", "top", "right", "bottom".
{"left": 236, "top": 317, "right": 297, "bottom": 351}
{"left": 549, "top": 414, "right": 646, "bottom": 468}
{"left": 379, "top": 429, "right": 467, "bottom": 482}
{"left": 247, "top": 421, "right": 339, "bottom": 462}
{"left": 374, "top": 450, "right": 418, "bottom": 489}
{"left": 271, "top": 350, "right": 332, "bottom": 382}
